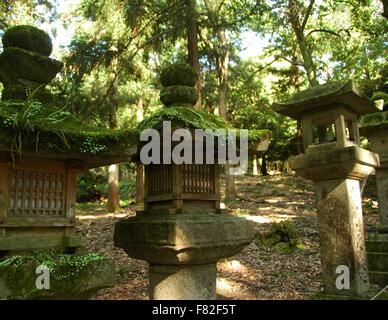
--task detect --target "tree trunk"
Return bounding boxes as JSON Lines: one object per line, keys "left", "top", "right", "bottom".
{"left": 288, "top": 0, "right": 319, "bottom": 87}
{"left": 382, "top": 0, "right": 388, "bottom": 18}
{"left": 108, "top": 164, "right": 120, "bottom": 212}
{"left": 217, "top": 29, "right": 229, "bottom": 119}
{"left": 288, "top": 0, "right": 319, "bottom": 154}
{"left": 136, "top": 92, "right": 144, "bottom": 211}
{"left": 253, "top": 156, "right": 259, "bottom": 176}
{"left": 136, "top": 96, "right": 144, "bottom": 122}
{"left": 185, "top": 0, "right": 201, "bottom": 110}
{"left": 217, "top": 30, "right": 236, "bottom": 200}
{"left": 225, "top": 162, "right": 236, "bottom": 201}
{"left": 261, "top": 154, "right": 268, "bottom": 176}
{"left": 107, "top": 70, "right": 120, "bottom": 213}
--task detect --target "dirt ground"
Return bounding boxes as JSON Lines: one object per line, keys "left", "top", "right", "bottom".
{"left": 75, "top": 174, "right": 380, "bottom": 300}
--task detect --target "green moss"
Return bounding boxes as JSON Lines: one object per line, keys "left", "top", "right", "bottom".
{"left": 2, "top": 25, "right": 53, "bottom": 56}
{"left": 138, "top": 106, "right": 230, "bottom": 131}
{"left": 138, "top": 107, "right": 271, "bottom": 152}
{"left": 0, "top": 99, "right": 139, "bottom": 156}
{"left": 160, "top": 85, "right": 198, "bottom": 106}
{"left": 359, "top": 111, "right": 388, "bottom": 129}
{"left": 283, "top": 81, "right": 348, "bottom": 104}
{"left": 0, "top": 47, "right": 63, "bottom": 84}
{"left": 258, "top": 220, "right": 302, "bottom": 254}
{"left": 0, "top": 249, "right": 111, "bottom": 299}
{"left": 160, "top": 63, "right": 197, "bottom": 87}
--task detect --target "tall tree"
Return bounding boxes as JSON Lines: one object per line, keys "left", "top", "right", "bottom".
{"left": 185, "top": 0, "right": 202, "bottom": 109}
{"left": 107, "top": 57, "right": 120, "bottom": 212}
{"left": 203, "top": 0, "right": 235, "bottom": 199}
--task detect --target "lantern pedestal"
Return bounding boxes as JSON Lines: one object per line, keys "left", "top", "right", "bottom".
{"left": 289, "top": 145, "right": 379, "bottom": 296}
{"left": 149, "top": 263, "right": 217, "bottom": 300}
{"left": 114, "top": 212, "right": 255, "bottom": 300}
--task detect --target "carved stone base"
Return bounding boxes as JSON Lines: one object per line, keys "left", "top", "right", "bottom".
{"left": 114, "top": 212, "right": 255, "bottom": 300}
{"left": 114, "top": 213, "right": 255, "bottom": 265}
{"left": 376, "top": 167, "right": 388, "bottom": 226}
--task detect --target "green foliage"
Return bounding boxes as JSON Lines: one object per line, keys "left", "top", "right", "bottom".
{"left": 0, "top": 99, "right": 139, "bottom": 157}
{"left": 0, "top": 249, "right": 106, "bottom": 299}
{"left": 76, "top": 170, "right": 107, "bottom": 202}
{"left": 77, "top": 168, "right": 136, "bottom": 203}
{"left": 360, "top": 110, "right": 388, "bottom": 129}
{"left": 2, "top": 24, "right": 53, "bottom": 56}
{"left": 0, "top": 97, "right": 70, "bottom": 157}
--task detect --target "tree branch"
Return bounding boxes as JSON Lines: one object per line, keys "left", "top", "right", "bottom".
{"left": 305, "top": 29, "right": 343, "bottom": 40}
{"left": 301, "top": 0, "right": 315, "bottom": 31}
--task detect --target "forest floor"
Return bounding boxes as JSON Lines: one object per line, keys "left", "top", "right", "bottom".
{"left": 75, "top": 173, "right": 380, "bottom": 300}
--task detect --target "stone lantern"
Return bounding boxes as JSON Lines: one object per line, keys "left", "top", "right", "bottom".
{"left": 360, "top": 110, "right": 388, "bottom": 287}
{"left": 360, "top": 110, "right": 388, "bottom": 228}
{"left": 0, "top": 26, "right": 137, "bottom": 255}
{"left": 273, "top": 81, "right": 380, "bottom": 297}
{"left": 114, "top": 64, "right": 256, "bottom": 300}
{"left": 0, "top": 25, "right": 63, "bottom": 101}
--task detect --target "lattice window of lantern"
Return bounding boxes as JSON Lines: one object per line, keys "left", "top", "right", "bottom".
{"left": 8, "top": 169, "right": 66, "bottom": 217}
{"left": 183, "top": 164, "right": 215, "bottom": 194}
{"left": 146, "top": 165, "right": 172, "bottom": 195}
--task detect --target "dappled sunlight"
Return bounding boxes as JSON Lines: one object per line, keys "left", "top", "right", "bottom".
{"left": 219, "top": 260, "right": 248, "bottom": 273}
{"left": 243, "top": 214, "right": 296, "bottom": 224}
{"left": 77, "top": 212, "right": 130, "bottom": 220}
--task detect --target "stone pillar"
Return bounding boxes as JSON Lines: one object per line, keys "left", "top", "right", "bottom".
{"left": 288, "top": 145, "right": 378, "bottom": 297}
{"left": 114, "top": 213, "right": 255, "bottom": 300}
{"left": 315, "top": 178, "right": 369, "bottom": 295}
{"left": 135, "top": 162, "right": 145, "bottom": 212}
{"left": 359, "top": 112, "right": 388, "bottom": 288}
{"left": 376, "top": 166, "right": 388, "bottom": 227}
{"left": 359, "top": 121, "right": 388, "bottom": 229}
{"left": 149, "top": 263, "right": 217, "bottom": 300}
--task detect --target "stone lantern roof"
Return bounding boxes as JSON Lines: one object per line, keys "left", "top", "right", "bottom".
{"left": 138, "top": 63, "right": 271, "bottom": 153}
{"left": 272, "top": 81, "right": 378, "bottom": 119}
{"left": 360, "top": 110, "right": 388, "bottom": 134}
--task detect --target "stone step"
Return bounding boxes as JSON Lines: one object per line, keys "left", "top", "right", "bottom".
{"left": 369, "top": 271, "right": 388, "bottom": 289}
{"left": 366, "top": 240, "right": 388, "bottom": 253}
{"left": 367, "top": 252, "right": 388, "bottom": 271}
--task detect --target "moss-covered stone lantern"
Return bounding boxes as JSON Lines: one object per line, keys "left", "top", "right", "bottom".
{"left": 360, "top": 110, "right": 388, "bottom": 288}
{"left": 273, "top": 81, "right": 380, "bottom": 298}
{"left": 114, "top": 63, "right": 257, "bottom": 300}
{"left": 0, "top": 26, "right": 137, "bottom": 255}
{"left": 360, "top": 111, "right": 388, "bottom": 228}
{"left": 0, "top": 25, "right": 62, "bottom": 101}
